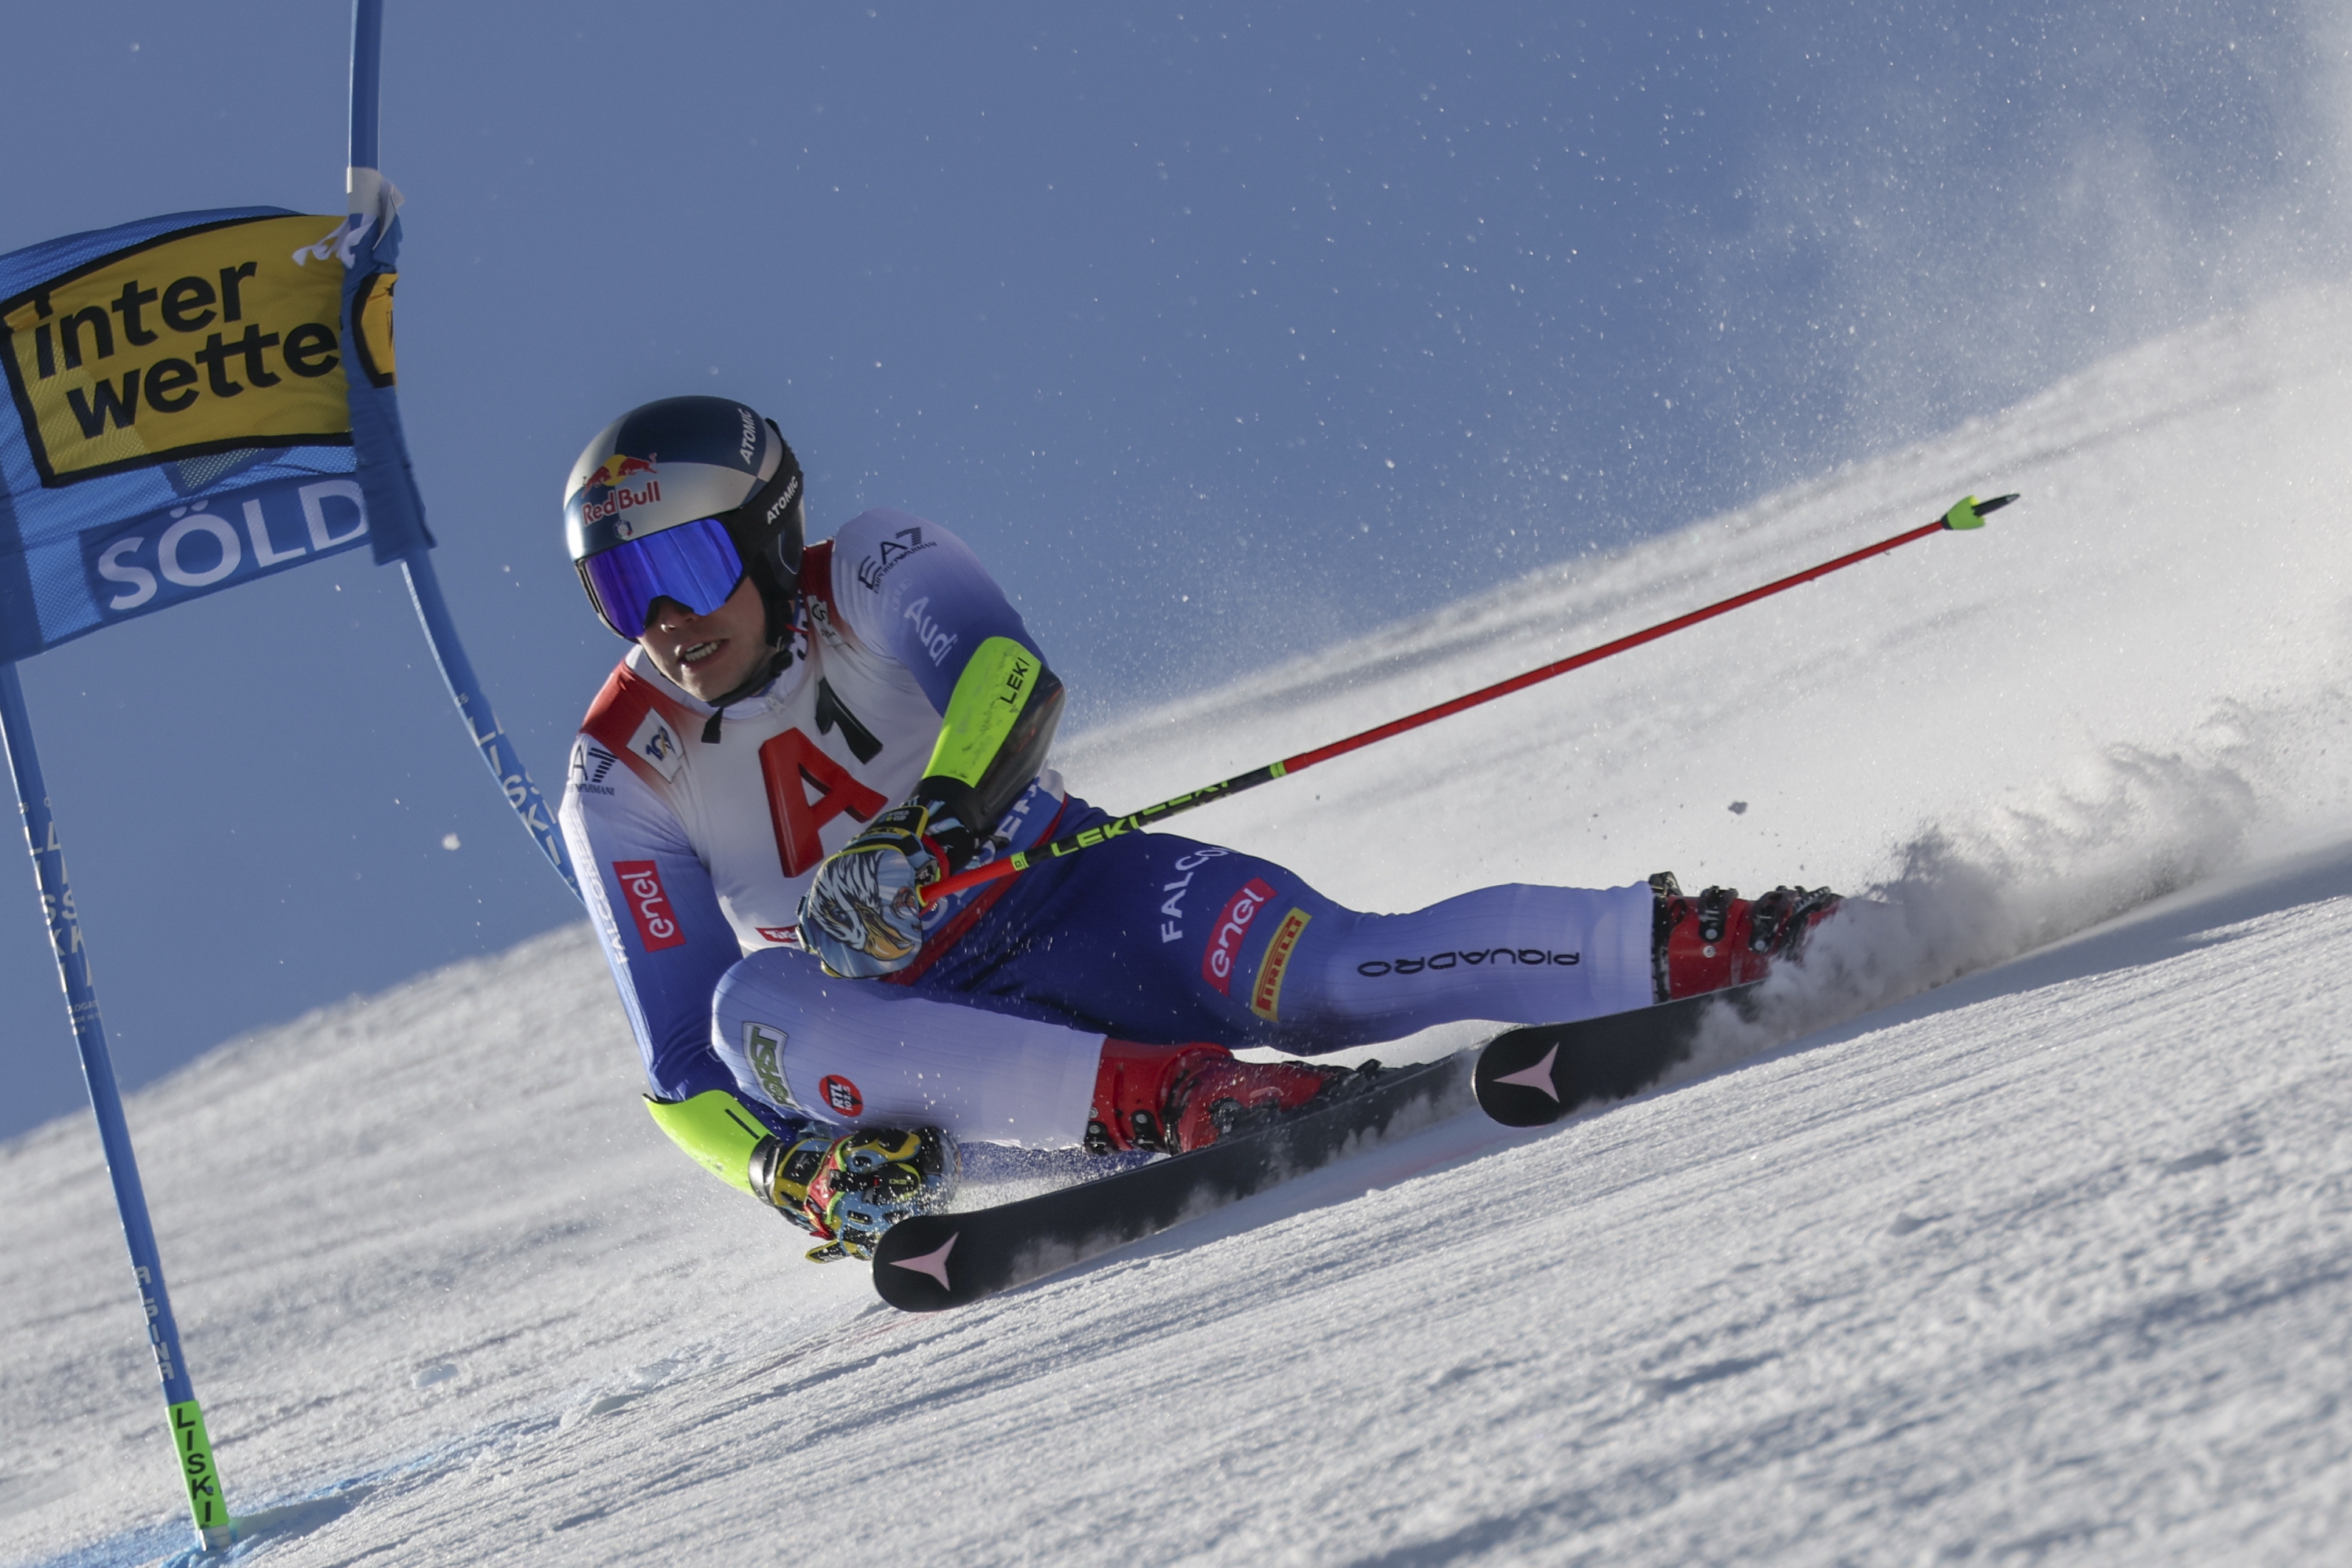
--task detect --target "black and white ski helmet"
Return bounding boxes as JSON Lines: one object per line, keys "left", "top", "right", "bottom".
{"left": 563, "top": 395, "right": 806, "bottom": 632}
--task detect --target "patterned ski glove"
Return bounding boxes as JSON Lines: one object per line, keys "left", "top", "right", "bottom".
{"left": 753, "top": 1126, "right": 960, "bottom": 1262}
{"left": 800, "top": 796, "right": 982, "bottom": 978}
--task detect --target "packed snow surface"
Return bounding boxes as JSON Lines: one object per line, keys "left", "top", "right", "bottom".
{"left": 7, "top": 285, "right": 2352, "bottom": 1566}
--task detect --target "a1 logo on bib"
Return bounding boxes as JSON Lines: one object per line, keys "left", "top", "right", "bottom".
{"left": 818, "top": 1074, "right": 864, "bottom": 1117}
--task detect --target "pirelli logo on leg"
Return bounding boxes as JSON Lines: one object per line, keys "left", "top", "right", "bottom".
{"left": 1, "top": 214, "right": 353, "bottom": 487}
{"left": 1250, "top": 908, "right": 1311, "bottom": 1021}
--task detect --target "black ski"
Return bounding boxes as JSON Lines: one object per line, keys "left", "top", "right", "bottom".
{"left": 870, "top": 1054, "right": 1471, "bottom": 1312}
{"left": 1472, "top": 982, "right": 1762, "bottom": 1127}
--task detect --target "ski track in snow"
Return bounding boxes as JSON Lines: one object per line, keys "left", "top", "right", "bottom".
{"left": 7, "top": 285, "right": 2352, "bottom": 1565}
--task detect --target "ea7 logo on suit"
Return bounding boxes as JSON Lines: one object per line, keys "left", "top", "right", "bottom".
{"left": 855, "top": 525, "right": 934, "bottom": 591}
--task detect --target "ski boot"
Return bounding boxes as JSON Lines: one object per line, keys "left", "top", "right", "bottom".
{"left": 1085, "top": 1039, "right": 1368, "bottom": 1155}
{"left": 1648, "top": 871, "right": 1842, "bottom": 1003}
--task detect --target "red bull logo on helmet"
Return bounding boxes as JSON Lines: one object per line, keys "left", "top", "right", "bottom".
{"left": 579, "top": 452, "right": 659, "bottom": 526}
{"left": 583, "top": 452, "right": 659, "bottom": 492}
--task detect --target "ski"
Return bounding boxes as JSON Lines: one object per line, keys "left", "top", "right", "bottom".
{"left": 871, "top": 986, "right": 1770, "bottom": 1309}
{"left": 870, "top": 1053, "right": 1472, "bottom": 1311}
{"left": 1472, "top": 982, "right": 1762, "bottom": 1127}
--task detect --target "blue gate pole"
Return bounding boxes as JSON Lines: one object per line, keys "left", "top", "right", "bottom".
{"left": 0, "top": 664, "right": 233, "bottom": 1553}
{"left": 348, "top": 0, "right": 383, "bottom": 176}
{"left": 345, "top": 0, "right": 578, "bottom": 900}
{"left": 400, "top": 555, "right": 579, "bottom": 897}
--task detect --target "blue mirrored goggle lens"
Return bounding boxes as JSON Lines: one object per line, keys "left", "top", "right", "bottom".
{"left": 581, "top": 516, "right": 746, "bottom": 635}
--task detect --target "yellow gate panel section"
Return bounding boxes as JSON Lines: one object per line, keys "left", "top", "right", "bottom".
{"left": 1, "top": 214, "right": 351, "bottom": 486}
{"left": 352, "top": 270, "right": 397, "bottom": 387}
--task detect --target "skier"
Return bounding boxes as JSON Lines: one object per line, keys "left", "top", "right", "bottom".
{"left": 557, "top": 396, "right": 1838, "bottom": 1259}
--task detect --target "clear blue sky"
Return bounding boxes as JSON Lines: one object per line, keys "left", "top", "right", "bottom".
{"left": 2, "top": 1, "right": 2339, "bottom": 1140}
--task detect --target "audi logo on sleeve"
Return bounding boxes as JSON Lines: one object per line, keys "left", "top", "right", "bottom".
{"left": 612, "top": 860, "right": 686, "bottom": 951}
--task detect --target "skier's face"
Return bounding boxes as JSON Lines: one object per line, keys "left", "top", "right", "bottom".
{"left": 639, "top": 575, "right": 769, "bottom": 701}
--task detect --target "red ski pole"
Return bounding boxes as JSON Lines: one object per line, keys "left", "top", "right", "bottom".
{"left": 921, "top": 492, "right": 2015, "bottom": 908}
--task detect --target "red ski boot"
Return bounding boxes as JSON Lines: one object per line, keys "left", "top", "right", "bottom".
{"left": 1649, "top": 871, "right": 1842, "bottom": 1003}
{"left": 1086, "top": 1039, "right": 1359, "bottom": 1154}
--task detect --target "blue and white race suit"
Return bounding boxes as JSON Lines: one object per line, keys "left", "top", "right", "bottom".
{"left": 559, "top": 509, "right": 1652, "bottom": 1152}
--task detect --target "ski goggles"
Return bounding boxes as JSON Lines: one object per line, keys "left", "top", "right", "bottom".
{"left": 577, "top": 515, "right": 746, "bottom": 639}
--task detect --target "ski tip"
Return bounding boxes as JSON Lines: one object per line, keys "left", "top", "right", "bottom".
{"left": 1943, "top": 492, "right": 2019, "bottom": 531}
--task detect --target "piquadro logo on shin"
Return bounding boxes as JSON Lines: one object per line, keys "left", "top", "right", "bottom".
{"left": 612, "top": 859, "right": 685, "bottom": 951}
{"left": 1202, "top": 877, "right": 1276, "bottom": 994}
{"left": 1356, "top": 947, "right": 1580, "bottom": 977}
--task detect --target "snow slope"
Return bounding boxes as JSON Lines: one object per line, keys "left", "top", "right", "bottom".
{"left": 6, "top": 284, "right": 2352, "bottom": 1566}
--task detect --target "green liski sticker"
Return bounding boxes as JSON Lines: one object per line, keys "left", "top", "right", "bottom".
{"left": 168, "top": 1398, "right": 234, "bottom": 1550}
{"left": 1944, "top": 495, "right": 1987, "bottom": 530}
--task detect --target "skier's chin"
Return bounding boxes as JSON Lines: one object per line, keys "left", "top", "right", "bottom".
{"left": 653, "top": 641, "right": 757, "bottom": 702}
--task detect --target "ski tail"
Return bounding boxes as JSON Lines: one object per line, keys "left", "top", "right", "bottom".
{"left": 1473, "top": 983, "right": 1762, "bottom": 1128}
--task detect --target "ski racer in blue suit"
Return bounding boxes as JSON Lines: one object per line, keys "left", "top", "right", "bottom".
{"left": 557, "top": 397, "right": 1838, "bottom": 1261}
